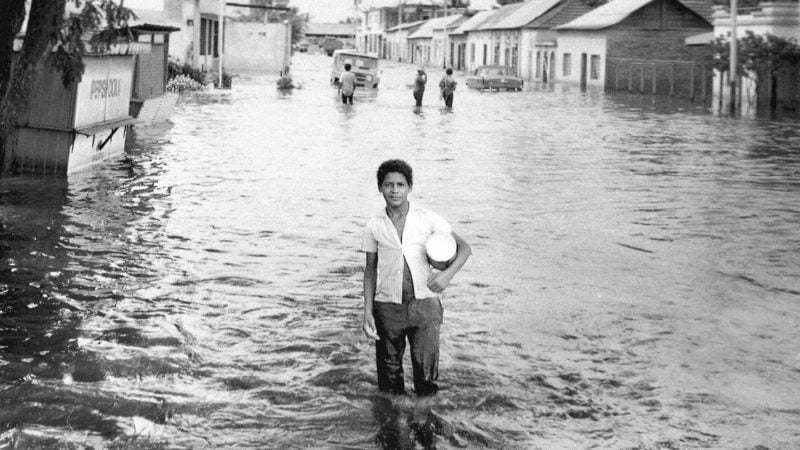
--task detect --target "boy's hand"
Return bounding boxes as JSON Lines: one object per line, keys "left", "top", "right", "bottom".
{"left": 427, "top": 270, "right": 454, "bottom": 293}
{"left": 363, "top": 313, "right": 379, "bottom": 340}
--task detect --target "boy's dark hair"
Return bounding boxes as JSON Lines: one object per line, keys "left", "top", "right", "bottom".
{"left": 344, "top": 63, "right": 352, "bottom": 71}
{"left": 377, "top": 159, "right": 413, "bottom": 187}
{"left": 445, "top": 68, "right": 453, "bottom": 75}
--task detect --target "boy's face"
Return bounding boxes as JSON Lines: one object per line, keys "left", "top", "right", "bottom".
{"left": 380, "top": 172, "right": 411, "bottom": 209}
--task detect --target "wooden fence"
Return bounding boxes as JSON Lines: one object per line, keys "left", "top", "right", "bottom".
{"left": 606, "top": 58, "right": 713, "bottom": 102}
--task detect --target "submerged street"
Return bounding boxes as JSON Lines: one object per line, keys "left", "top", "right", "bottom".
{"left": 1, "top": 53, "right": 799, "bottom": 448}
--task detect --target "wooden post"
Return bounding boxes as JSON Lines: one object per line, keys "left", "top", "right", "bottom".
{"left": 701, "top": 65, "right": 706, "bottom": 99}
{"left": 689, "top": 64, "right": 695, "bottom": 101}
{"left": 669, "top": 63, "right": 674, "bottom": 96}
{"left": 628, "top": 61, "right": 633, "bottom": 92}
{"left": 615, "top": 60, "right": 619, "bottom": 90}
{"left": 640, "top": 63, "right": 644, "bottom": 93}
{"left": 652, "top": 63, "right": 657, "bottom": 95}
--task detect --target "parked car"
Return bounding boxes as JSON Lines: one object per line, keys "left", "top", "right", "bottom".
{"left": 466, "top": 65, "right": 524, "bottom": 91}
{"left": 330, "top": 50, "right": 380, "bottom": 89}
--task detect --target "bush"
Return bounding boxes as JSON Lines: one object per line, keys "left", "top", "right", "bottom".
{"left": 213, "top": 72, "right": 233, "bottom": 89}
{"left": 168, "top": 61, "right": 205, "bottom": 85}
{"left": 167, "top": 74, "right": 203, "bottom": 92}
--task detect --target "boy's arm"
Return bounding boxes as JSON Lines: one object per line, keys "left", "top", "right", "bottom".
{"left": 427, "top": 231, "right": 471, "bottom": 294}
{"left": 363, "top": 252, "right": 379, "bottom": 340}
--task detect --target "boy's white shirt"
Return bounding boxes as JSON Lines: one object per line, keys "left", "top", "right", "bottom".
{"left": 362, "top": 202, "right": 452, "bottom": 304}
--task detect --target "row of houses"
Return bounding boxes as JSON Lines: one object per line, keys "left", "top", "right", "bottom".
{"left": 358, "top": 0, "right": 714, "bottom": 93}
{"left": 353, "top": 0, "right": 799, "bottom": 112}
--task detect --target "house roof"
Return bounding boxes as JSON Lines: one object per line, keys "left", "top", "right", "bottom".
{"left": 407, "top": 15, "right": 464, "bottom": 39}
{"left": 304, "top": 22, "right": 356, "bottom": 37}
{"left": 387, "top": 19, "right": 427, "bottom": 33}
{"left": 362, "top": 0, "right": 441, "bottom": 11}
{"left": 489, "top": 0, "right": 566, "bottom": 29}
{"left": 555, "top": 0, "right": 712, "bottom": 30}
{"left": 131, "top": 23, "right": 181, "bottom": 34}
{"left": 473, "top": 2, "right": 528, "bottom": 30}
{"left": 450, "top": 10, "right": 494, "bottom": 35}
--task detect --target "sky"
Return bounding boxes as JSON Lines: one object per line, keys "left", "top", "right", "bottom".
{"left": 290, "top": 0, "right": 499, "bottom": 23}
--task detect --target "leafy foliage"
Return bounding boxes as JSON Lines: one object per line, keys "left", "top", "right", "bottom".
{"left": 213, "top": 72, "right": 233, "bottom": 89}
{"left": 712, "top": 31, "right": 800, "bottom": 75}
{"left": 52, "top": 0, "right": 138, "bottom": 88}
{"left": 168, "top": 61, "right": 206, "bottom": 85}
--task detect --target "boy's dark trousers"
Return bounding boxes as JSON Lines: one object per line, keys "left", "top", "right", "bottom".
{"left": 443, "top": 93, "right": 454, "bottom": 107}
{"left": 373, "top": 298, "right": 443, "bottom": 396}
{"left": 413, "top": 90, "right": 424, "bottom": 107}
{"left": 342, "top": 94, "right": 353, "bottom": 104}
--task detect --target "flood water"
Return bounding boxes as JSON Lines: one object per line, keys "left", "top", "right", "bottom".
{"left": 1, "top": 53, "right": 799, "bottom": 449}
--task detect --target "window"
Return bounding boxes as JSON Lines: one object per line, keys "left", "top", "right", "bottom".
{"left": 482, "top": 44, "right": 487, "bottom": 65}
{"left": 493, "top": 45, "right": 500, "bottom": 65}
{"left": 590, "top": 55, "right": 600, "bottom": 80}
{"left": 470, "top": 43, "right": 475, "bottom": 63}
{"left": 563, "top": 53, "right": 572, "bottom": 76}
{"left": 200, "top": 18, "right": 219, "bottom": 57}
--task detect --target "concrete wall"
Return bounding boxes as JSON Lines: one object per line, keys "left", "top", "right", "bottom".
{"left": 224, "top": 22, "right": 291, "bottom": 73}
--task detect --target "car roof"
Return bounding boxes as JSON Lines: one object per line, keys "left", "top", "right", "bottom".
{"left": 332, "top": 49, "right": 378, "bottom": 59}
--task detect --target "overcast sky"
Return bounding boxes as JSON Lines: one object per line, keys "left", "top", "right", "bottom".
{"left": 290, "top": 0, "right": 498, "bottom": 23}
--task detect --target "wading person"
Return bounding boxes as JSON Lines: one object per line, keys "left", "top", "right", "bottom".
{"left": 339, "top": 63, "right": 356, "bottom": 104}
{"left": 362, "top": 159, "right": 471, "bottom": 396}
{"left": 438, "top": 68, "right": 457, "bottom": 108}
{"left": 413, "top": 68, "right": 427, "bottom": 107}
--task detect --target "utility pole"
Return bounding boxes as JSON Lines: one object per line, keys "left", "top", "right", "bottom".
{"left": 443, "top": 0, "right": 448, "bottom": 69}
{"left": 219, "top": 0, "right": 225, "bottom": 88}
{"left": 729, "top": 0, "right": 737, "bottom": 114}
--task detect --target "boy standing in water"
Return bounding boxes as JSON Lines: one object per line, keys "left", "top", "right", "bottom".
{"left": 339, "top": 63, "right": 356, "bottom": 104}
{"left": 439, "top": 68, "right": 457, "bottom": 108}
{"left": 413, "top": 68, "right": 427, "bottom": 107}
{"left": 362, "top": 159, "right": 471, "bottom": 396}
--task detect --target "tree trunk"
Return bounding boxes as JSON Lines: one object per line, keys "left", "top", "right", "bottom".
{"left": 0, "top": 0, "right": 27, "bottom": 94}
{"left": 1, "top": 0, "right": 67, "bottom": 174}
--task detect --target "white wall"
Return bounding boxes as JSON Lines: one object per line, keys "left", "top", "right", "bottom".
{"left": 554, "top": 31, "right": 607, "bottom": 87}
{"left": 127, "top": 0, "right": 200, "bottom": 66}
{"left": 225, "top": 22, "right": 290, "bottom": 73}
{"left": 520, "top": 29, "right": 558, "bottom": 82}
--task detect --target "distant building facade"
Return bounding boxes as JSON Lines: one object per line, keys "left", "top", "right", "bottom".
{"left": 554, "top": 0, "right": 713, "bottom": 99}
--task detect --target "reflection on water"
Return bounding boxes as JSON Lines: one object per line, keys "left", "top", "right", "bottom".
{"left": 1, "top": 53, "right": 799, "bottom": 448}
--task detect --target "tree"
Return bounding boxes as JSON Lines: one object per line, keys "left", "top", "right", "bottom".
{"left": 712, "top": 31, "right": 800, "bottom": 111}
{"left": 0, "top": 0, "right": 135, "bottom": 174}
